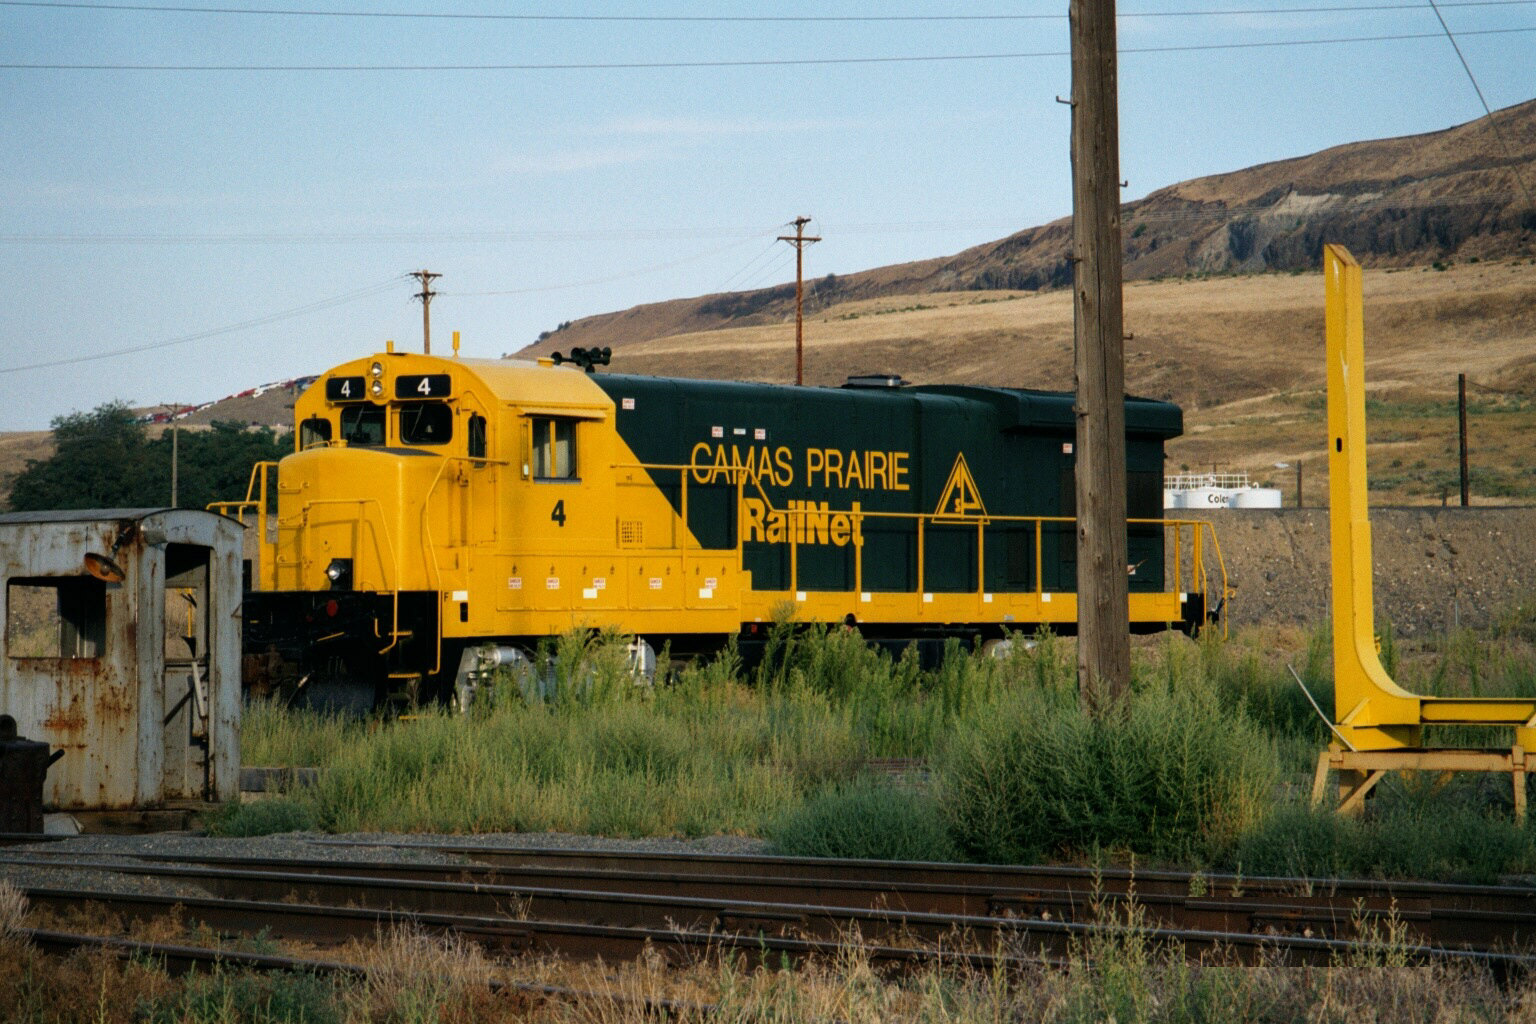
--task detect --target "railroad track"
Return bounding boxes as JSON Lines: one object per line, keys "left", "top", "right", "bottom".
{"left": 4, "top": 839, "right": 1536, "bottom": 978}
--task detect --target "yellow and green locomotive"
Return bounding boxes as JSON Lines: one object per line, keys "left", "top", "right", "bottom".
{"left": 220, "top": 342, "right": 1223, "bottom": 709}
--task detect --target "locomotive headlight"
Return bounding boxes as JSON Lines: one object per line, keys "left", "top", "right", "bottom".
{"left": 325, "top": 557, "right": 353, "bottom": 591}
{"left": 370, "top": 379, "right": 384, "bottom": 397}
{"left": 370, "top": 361, "right": 383, "bottom": 377}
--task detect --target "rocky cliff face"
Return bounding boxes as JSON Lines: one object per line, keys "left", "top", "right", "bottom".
{"left": 524, "top": 99, "right": 1536, "bottom": 358}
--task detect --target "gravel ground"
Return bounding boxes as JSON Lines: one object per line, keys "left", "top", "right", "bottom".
{"left": 1182, "top": 507, "right": 1536, "bottom": 636}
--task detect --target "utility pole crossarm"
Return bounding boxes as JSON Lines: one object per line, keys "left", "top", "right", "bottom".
{"left": 777, "top": 217, "right": 821, "bottom": 386}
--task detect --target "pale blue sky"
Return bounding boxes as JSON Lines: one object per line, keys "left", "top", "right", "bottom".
{"left": 1, "top": 1, "right": 1531, "bottom": 432}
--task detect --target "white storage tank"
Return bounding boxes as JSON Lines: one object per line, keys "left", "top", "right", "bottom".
{"left": 1185, "top": 487, "right": 1232, "bottom": 509}
{"left": 1230, "top": 487, "right": 1283, "bottom": 509}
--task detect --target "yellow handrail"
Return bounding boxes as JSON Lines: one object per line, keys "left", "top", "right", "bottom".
{"left": 615, "top": 459, "right": 1226, "bottom": 619}
{"left": 207, "top": 460, "right": 279, "bottom": 590}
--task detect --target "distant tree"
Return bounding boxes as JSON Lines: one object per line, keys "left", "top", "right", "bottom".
{"left": 169, "top": 421, "right": 290, "bottom": 509}
{"left": 6, "top": 403, "right": 289, "bottom": 512}
{"left": 7, "top": 403, "right": 152, "bottom": 510}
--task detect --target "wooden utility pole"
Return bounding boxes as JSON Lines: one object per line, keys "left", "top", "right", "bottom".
{"left": 1458, "top": 372, "right": 1470, "bottom": 506}
{"left": 412, "top": 269, "right": 441, "bottom": 354}
{"left": 161, "top": 403, "right": 182, "bottom": 507}
{"left": 1069, "top": 0, "right": 1130, "bottom": 714}
{"left": 777, "top": 217, "right": 820, "bottom": 386}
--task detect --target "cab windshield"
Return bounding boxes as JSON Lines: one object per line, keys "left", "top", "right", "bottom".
{"left": 340, "top": 405, "right": 385, "bottom": 446}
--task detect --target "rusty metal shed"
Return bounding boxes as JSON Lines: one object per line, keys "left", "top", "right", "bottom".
{"left": 0, "top": 509, "right": 241, "bottom": 810}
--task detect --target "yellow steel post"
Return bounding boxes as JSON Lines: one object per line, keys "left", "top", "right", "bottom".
{"left": 854, "top": 509, "right": 864, "bottom": 598}
{"left": 1034, "top": 520, "right": 1044, "bottom": 599}
{"left": 916, "top": 516, "right": 926, "bottom": 604}
{"left": 976, "top": 519, "right": 985, "bottom": 602}
{"left": 1324, "top": 245, "right": 1422, "bottom": 750}
{"left": 789, "top": 505, "right": 799, "bottom": 598}
{"left": 257, "top": 463, "right": 273, "bottom": 591}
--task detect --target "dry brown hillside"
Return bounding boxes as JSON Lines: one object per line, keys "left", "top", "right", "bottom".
{"left": 604, "top": 257, "right": 1536, "bottom": 507}
{"left": 525, "top": 99, "right": 1536, "bottom": 359}
{"left": 7, "top": 105, "right": 1534, "bottom": 511}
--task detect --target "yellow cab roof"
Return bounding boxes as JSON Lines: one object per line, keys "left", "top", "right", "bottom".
{"left": 296, "top": 351, "right": 613, "bottom": 420}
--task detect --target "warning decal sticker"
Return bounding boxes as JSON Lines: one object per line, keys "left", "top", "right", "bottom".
{"left": 933, "top": 452, "right": 988, "bottom": 520}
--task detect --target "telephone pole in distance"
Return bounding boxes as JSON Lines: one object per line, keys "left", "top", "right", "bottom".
{"left": 412, "top": 269, "right": 441, "bottom": 355}
{"left": 777, "top": 217, "right": 820, "bottom": 386}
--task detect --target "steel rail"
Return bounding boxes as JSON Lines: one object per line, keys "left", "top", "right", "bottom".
{"left": 15, "top": 883, "right": 1036, "bottom": 973}
{"left": 6, "top": 856, "right": 1533, "bottom": 973}
{"left": 10, "top": 848, "right": 1495, "bottom": 947}
{"left": 311, "top": 838, "right": 1536, "bottom": 913}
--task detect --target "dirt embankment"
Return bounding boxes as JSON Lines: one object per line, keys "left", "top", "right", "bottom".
{"left": 1184, "top": 507, "right": 1536, "bottom": 636}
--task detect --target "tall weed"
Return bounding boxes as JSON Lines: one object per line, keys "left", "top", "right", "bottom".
{"left": 940, "top": 674, "right": 1277, "bottom": 863}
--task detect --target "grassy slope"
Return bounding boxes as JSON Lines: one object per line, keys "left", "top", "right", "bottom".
{"left": 604, "top": 258, "right": 1536, "bottom": 506}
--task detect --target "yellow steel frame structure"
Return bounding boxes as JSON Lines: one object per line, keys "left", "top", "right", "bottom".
{"left": 1313, "top": 245, "right": 1536, "bottom": 819}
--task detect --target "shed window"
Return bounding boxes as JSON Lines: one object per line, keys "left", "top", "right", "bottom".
{"left": 400, "top": 401, "right": 453, "bottom": 445}
{"left": 6, "top": 577, "right": 106, "bottom": 659}
{"left": 340, "top": 405, "right": 385, "bottom": 446}
{"left": 532, "top": 418, "right": 576, "bottom": 479}
{"left": 299, "top": 416, "right": 332, "bottom": 449}
{"left": 468, "top": 414, "right": 487, "bottom": 460}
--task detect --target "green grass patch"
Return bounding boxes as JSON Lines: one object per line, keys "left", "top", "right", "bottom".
{"left": 231, "top": 615, "right": 1536, "bottom": 886}
{"left": 1227, "top": 798, "right": 1536, "bottom": 884}
{"left": 766, "top": 776, "right": 959, "bottom": 861}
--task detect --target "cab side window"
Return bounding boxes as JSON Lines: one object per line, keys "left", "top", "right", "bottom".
{"left": 531, "top": 418, "right": 576, "bottom": 479}
{"left": 467, "top": 414, "right": 487, "bottom": 460}
{"left": 299, "top": 416, "right": 332, "bottom": 449}
{"left": 400, "top": 402, "right": 453, "bottom": 445}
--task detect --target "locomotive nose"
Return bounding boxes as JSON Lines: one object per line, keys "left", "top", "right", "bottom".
{"left": 275, "top": 446, "right": 433, "bottom": 594}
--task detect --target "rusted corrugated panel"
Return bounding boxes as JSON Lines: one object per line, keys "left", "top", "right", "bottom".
{"left": 0, "top": 510, "right": 242, "bottom": 812}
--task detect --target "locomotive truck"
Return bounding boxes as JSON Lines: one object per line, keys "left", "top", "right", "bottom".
{"left": 217, "top": 344, "right": 1223, "bottom": 710}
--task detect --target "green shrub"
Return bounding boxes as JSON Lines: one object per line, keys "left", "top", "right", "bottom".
{"left": 940, "top": 677, "right": 1277, "bottom": 863}
{"left": 1227, "top": 797, "right": 1536, "bottom": 884}
{"left": 206, "top": 798, "right": 320, "bottom": 837}
{"left": 766, "top": 776, "right": 960, "bottom": 861}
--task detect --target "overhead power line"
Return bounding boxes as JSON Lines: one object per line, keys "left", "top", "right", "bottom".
{"left": 5, "top": 27, "right": 1535, "bottom": 71}
{"left": 450, "top": 234, "right": 775, "bottom": 296}
{"left": 4, "top": 0, "right": 1534, "bottom": 20}
{"left": 1426, "top": 0, "right": 1536, "bottom": 212}
{"left": 715, "top": 237, "right": 790, "bottom": 294}
{"left": 0, "top": 226, "right": 779, "bottom": 244}
{"left": 0, "top": 275, "right": 404, "bottom": 374}
{"left": 0, "top": 220, "right": 1025, "bottom": 246}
